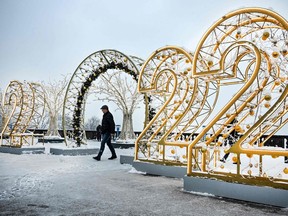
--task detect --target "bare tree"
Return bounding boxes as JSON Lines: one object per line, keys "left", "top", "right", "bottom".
{"left": 84, "top": 116, "right": 100, "bottom": 130}
{"left": 91, "top": 71, "right": 142, "bottom": 140}
{"left": 42, "top": 76, "right": 69, "bottom": 137}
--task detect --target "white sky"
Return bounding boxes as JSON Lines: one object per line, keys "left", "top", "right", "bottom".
{"left": 0, "top": 0, "right": 287, "bottom": 131}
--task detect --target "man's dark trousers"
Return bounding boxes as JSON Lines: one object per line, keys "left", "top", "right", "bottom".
{"left": 98, "top": 132, "right": 116, "bottom": 157}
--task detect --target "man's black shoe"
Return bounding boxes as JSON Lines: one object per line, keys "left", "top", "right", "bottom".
{"left": 93, "top": 156, "right": 101, "bottom": 161}
{"left": 108, "top": 156, "right": 117, "bottom": 160}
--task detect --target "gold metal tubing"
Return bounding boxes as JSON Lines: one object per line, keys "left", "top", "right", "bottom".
{"left": 192, "top": 7, "right": 288, "bottom": 77}
{"left": 230, "top": 86, "right": 288, "bottom": 156}
{"left": 259, "top": 118, "right": 288, "bottom": 147}
{"left": 135, "top": 69, "right": 178, "bottom": 155}
{"left": 188, "top": 41, "right": 261, "bottom": 174}
{"left": 214, "top": 18, "right": 285, "bottom": 53}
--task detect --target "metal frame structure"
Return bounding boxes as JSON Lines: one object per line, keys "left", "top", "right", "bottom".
{"left": 135, "top": 46, "right": 219, "bottom": 165}
{"left": 0, "top": 81, "right": 46, "bottom": 147}
{"left": 186, "top": 7, "right": 288, "bottom": 189}
{"left": 62, "top": 49, "right": 147, "bottom": 146}
{"left": 136, "top": 8, "right": 288, "bottom": 189}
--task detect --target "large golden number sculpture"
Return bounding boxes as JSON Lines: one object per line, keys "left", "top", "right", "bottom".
{"left": 0, "top": 81, "right": 46, "bottom": 147}
{"left": 137, "top": 8, "right": 288, "bottom": 189}
{"left": 187, "top": 8, "right": 288, "bottom": 189}
{"left": 62, "top": 49, "right": 147, "bottom": 146}
{"left": 135, "top": 46, "right": 219, "bottom": 164}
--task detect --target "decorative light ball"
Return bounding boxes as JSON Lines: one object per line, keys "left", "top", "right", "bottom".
{"left": 246, "top": 153, "right": 253, "bottom": 158}
{"left": 264, "top": 93, "right": 272, "bottom": 101}
{"left": 182, "top": 155, "right": 186, "bottom": 159}
{"left": 263, "top": 172, "right": 267, "bottom": 177}
{"left": 157, "top": 55, "right": 161, "bottom": 60}
{"left": 262, "top": 31, "right": 270, "bottom": 40}
{"left": 264, "top": 102, "right": 271, "bottom": 108}
{"left": 272, "top": 51, "right": 279, "bottom": 58}
{"left": 226, "top": 113, "right": 231, "bottom": 118}
{"left": 254, "top": 163, "right": 258, "bottom": 168}
{"left": 217, "top": 141, "right": 222, "bottom": 146}
{"left": 159, "top": 150, "right": 163, "bottom": 155}
{"left": 174, "top": 115, "right": 179, "bottom": 119}
{"left": 186, "top": 67, "right": 191, "bottom": 71}
{"left": 207, "top": 60, "right": 213, "bottom": 67}
{"left": 249, "top": 163, "right": 253, "bottom": 168}
{"left": 232, "top": 156, "right": 238, "bottom": 163}
{"left": 235, "top": 32, "right": 241, "bottom": 39}
{"left": 162, "top": 52, "right": 167, "bottom": 58}
{"left": 124, "top": 58, "right": 128, "bottom": 62}
{"left": 220, "top": 164, "right": 224, "bottom": 169}
{"left": 280, "top": 77, "right": 286, "bottom": 82}
{"left": 201, "top": 147, "right": 207, "bottom": 153}
{"left": 223, "top": 133, "right": 229, "bottom": 139}
{"left": 185, "top": 59, "right": 190, "bottom": 63}
{"left": 249, "top": 109, "right": 255, "bottom": 116}
{"left": 247, "top": 170, "right": 252, "bottom": 175}
{"left": 224, "top": 149, "right": 230, "bottom": 154}
{"left": 162, "top": 118, "right": 165, "bottom": 121}
{"left": 275, "top": 79, "right": 281, "bottom": 86}
{"left": 281, "top": 49, "right": 288, "bottom": 56}
{"left": 271, "top": 155, "right": 278, "bottom": 159}
{"left": 183, "top": 70, "right": 188, "bottom": 75}
{"left": 185, "top": 99, "right": 189, "bottom": 104}
{"left": 171, "top": 149, "right": 175, "bottom": 154}
{"left": 234, "top": 125, "right": 242, "bottom": 132}
{"left": 146, "top": 143, "right": 151, "bottom": 147}
{"left": 283, "top": 167, "right": 288, "bottom": 174}
{"left": 246, "top": 124, "right": 250, "bottom": 129}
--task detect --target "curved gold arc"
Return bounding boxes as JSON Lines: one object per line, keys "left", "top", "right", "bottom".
{"left": 192, "top": 7, "right": 288, "bottom": 77}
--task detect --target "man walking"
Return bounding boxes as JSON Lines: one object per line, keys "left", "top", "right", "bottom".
{"left": 93, "top": 105, "right": 117, "bottom": 161}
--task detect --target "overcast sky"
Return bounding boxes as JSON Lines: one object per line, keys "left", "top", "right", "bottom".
{"left": 0, "top": 0, "right": 287, "bottom": 131}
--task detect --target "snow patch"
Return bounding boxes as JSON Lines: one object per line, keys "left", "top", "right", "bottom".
{"left": 128, "top": 167, "right": 146, "bottom": 175}
{"left": 184, "top": 189, "right": 215, "bottom": 197}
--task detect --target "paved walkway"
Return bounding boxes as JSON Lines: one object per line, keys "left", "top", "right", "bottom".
{"left": 0, "top": 149, "right": 287, "bottom": 216}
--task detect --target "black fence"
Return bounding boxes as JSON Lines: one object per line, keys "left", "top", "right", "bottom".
{"left": 31, "top": 129, "right": 287, "bottom": 147}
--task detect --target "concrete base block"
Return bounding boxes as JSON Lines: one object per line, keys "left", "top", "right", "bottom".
{"left": 0, "top": 146, "right": 45, "bottom": 155}
{"left": 120, "top": 155, "right": 134, "bottom": 165}
{"left": 133, "top": 161, "right": 187, "bottom": 178}
{"left": 50, "top": 147, "right": 99, "bottom": 156}
{"left": 183, "top": 175, "right": 288, "bottom": 207}
{"left": 38, "top": 138, "right": 65, "bottom": 143}
{"left": 112, "top": 142, "right": 134, "bottom": 149}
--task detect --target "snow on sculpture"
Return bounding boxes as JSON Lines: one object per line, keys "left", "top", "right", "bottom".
{"left": 136, "top": 8, "right": 288, "bottom": 189}
{"left": 135, "top": 46, "right": 219, "bottom": 163}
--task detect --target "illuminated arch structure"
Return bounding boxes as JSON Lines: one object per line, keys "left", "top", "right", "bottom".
{"left": 136, "top": 8, "right": 288, "bottom": 190}
{"left": 62, "top": 49, "right": 147, "bottom": 147}
{"left": 0, "top": 80, "right": 46, "bottom": 147}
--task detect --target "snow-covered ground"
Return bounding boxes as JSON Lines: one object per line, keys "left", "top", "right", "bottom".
{"left": 0, "top": 140, "right": 287, "bottom": 215}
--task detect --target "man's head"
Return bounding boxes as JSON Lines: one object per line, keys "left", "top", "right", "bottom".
{"left": 100, "top": 105, "right": 109, "bottom": 113}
